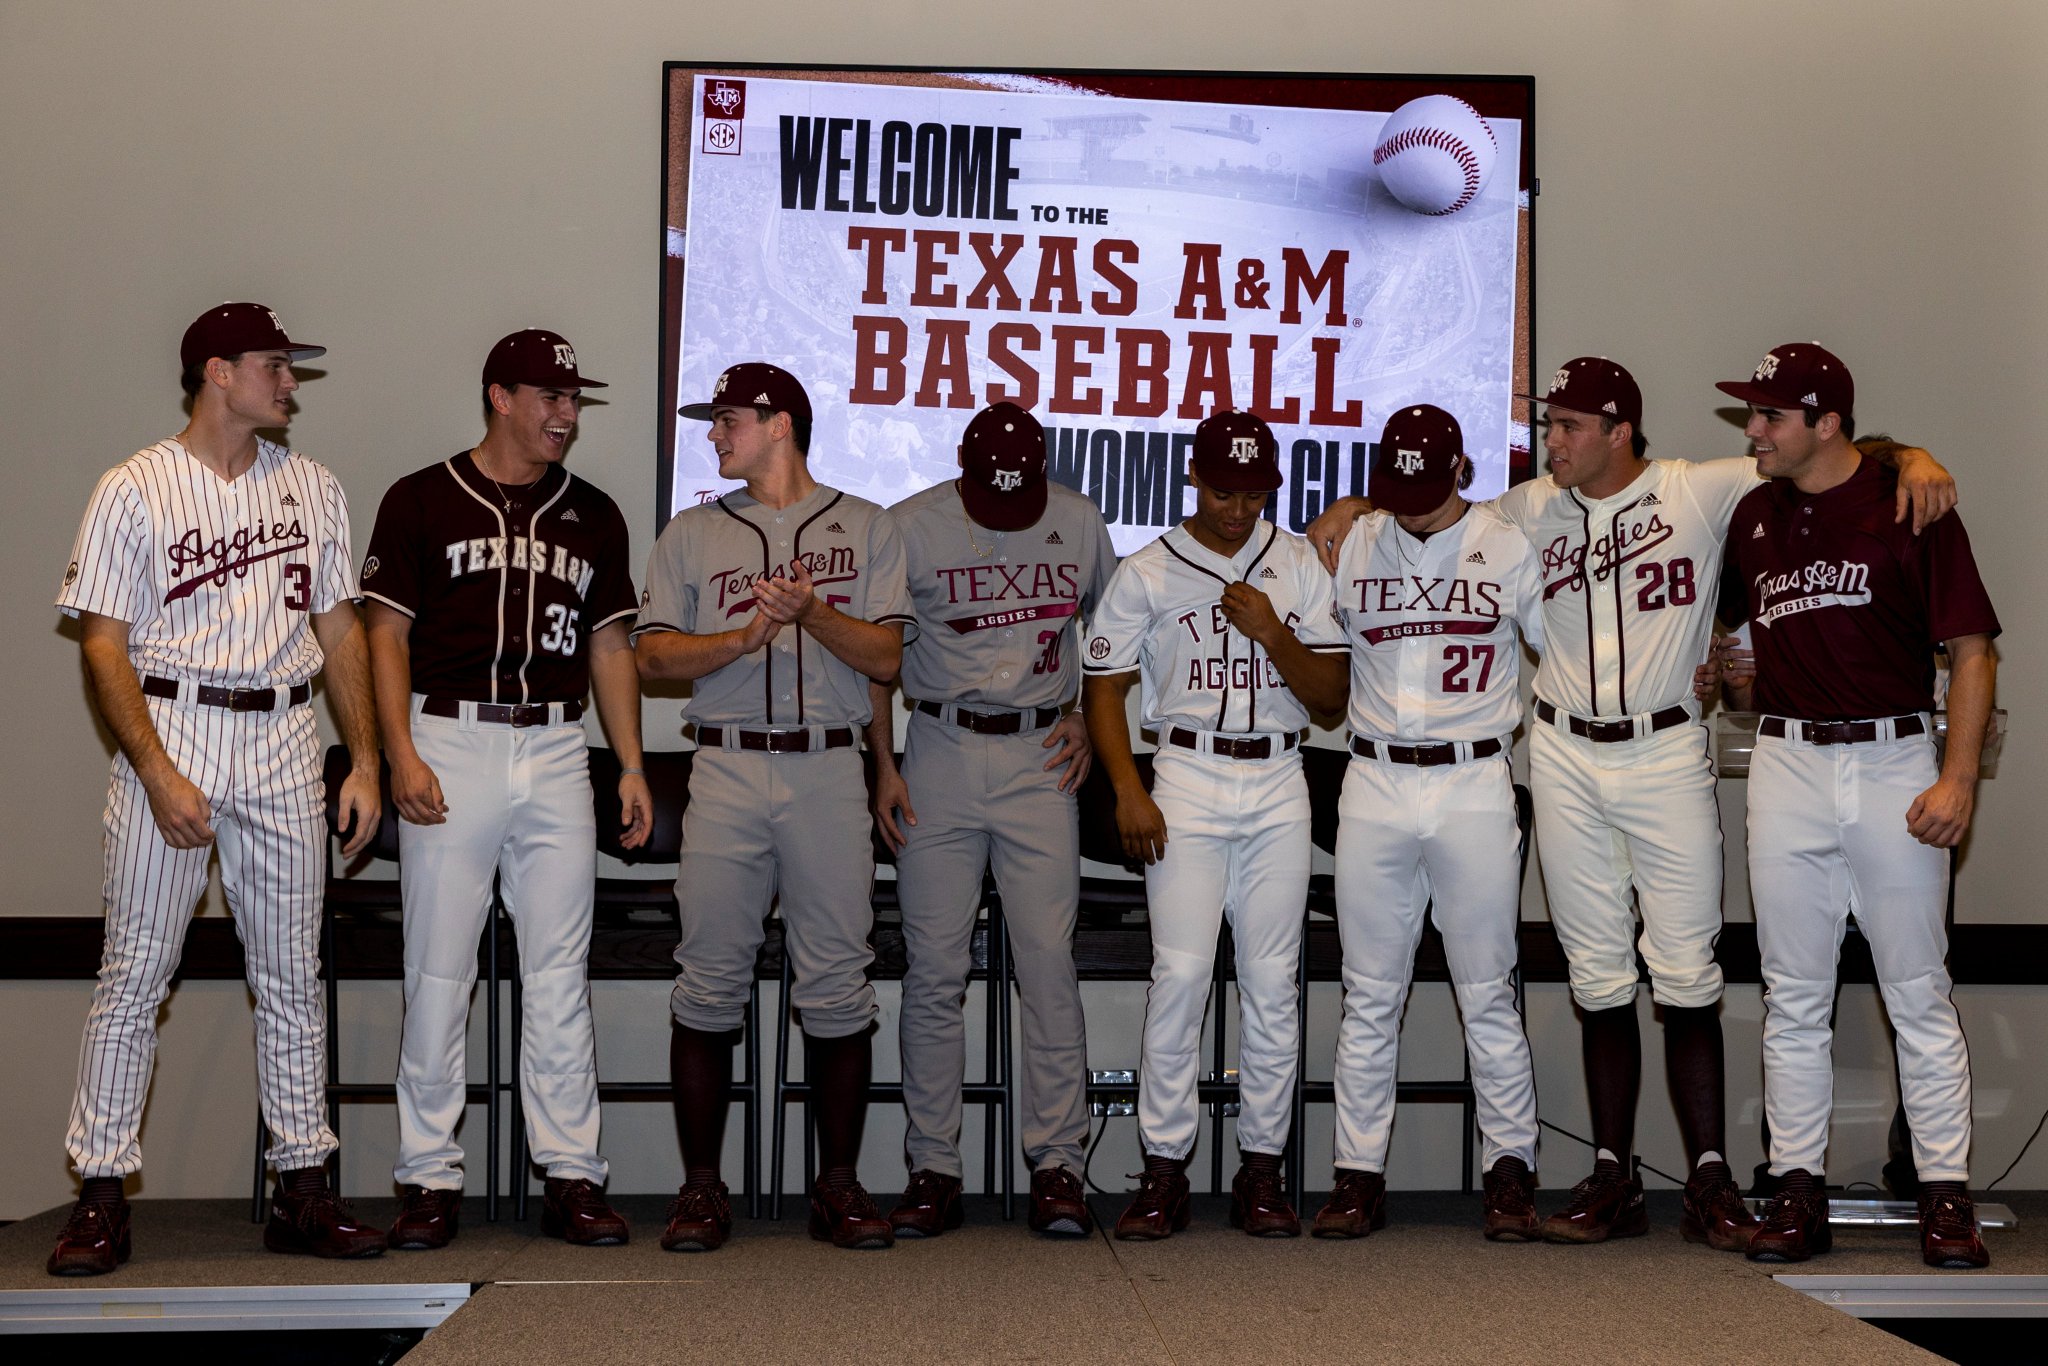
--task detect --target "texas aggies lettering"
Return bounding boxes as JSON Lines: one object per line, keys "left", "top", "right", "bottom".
{"left": 361, "top": 452, "right": 635, "bottom": 701}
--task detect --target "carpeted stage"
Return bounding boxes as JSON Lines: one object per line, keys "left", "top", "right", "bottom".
{"left": 2, "top": 1191, "right": 2042, "bottom": 1362}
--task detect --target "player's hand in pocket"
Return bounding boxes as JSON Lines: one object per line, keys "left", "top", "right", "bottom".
{"left": 391, "top": 752, "right": 449, "bottom": 826}
{"left": 1116, "top": 791, "right": 1169, "bottom": 866}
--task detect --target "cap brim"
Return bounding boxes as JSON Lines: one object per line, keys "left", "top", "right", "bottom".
{"left": 1714, "top": 380, "right": 1796, "bottom": 407}
{"left": 677, "top": 401, "right": 715, "bottom": 420}
{"left": 1367, "top": 472, "right": 1454, "bottom": 517}
{"left": 563, "top": 375, "right": 606, "bottom": 389}
{"left": 285, "top": 344, "right": 326, "bottom": 362}
{"left": 959, "top": 477, "right": 1049, "bottom": 533}
{"left": 1195, "top": 469, "right": 1283, "bottom": 494}
{"left": 1518, "top": 393, "right": 1603, "bottom": 419}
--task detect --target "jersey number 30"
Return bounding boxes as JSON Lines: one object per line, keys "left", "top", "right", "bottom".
{"left": 541, "top": 604, "right": 580, "bottom": 656}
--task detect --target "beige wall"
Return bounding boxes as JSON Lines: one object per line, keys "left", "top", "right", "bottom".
{"left": 1, "top": 1, "right": 2042, "bottom": 1217}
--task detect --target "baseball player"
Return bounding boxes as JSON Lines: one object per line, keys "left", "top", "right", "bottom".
{"left": 634, "top": 363, "right": 913, "bottom": 1252}
{"left": 1084, "top": 411, "right": 1349, "bottom": 1241}
{"left": 1304, "top": 358, "right": 1953, "bottom": 1249}
{"left": 49, "top": 303, "right": 385, "bottom": 1276}
{"left": 867, "top": 402, "right": 1118, "bottom": 1239}
{"left": 1709, "top": 345, "right": 1998, "bottom": 1268}
{"left": 363, "top": 330, "right": 644, "bottom": 1250}
{"left": 1319, "top": 405, "right": 1544, "bottom": 1241}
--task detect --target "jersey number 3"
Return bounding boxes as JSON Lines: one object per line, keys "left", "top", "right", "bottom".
{"left": 284, "top": 563, "right": 310, "bottom": 612}
{"left": 541, "top": 604, "right": 580, "bottom": 656}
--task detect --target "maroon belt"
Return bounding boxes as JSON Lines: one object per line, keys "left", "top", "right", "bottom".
{"left": 1167, "top": 727, "right": 1299, "bottom": 761}
{"left": 1351, "top": 736, "right": 1504, "bottom": 766}
{"left": 916, "top": 700, "right": 1062, "bottom": 734}
{"left": 1760, "top": 715, "right": 1926, "bottom": 745}
{"left": 1535, "top": 698, "right": 1689, "bottom": 743}
{"left": 421, "top": 696, "right": 583, "bottom": 727}
{"left": 143, "top": 675, "right": 310, "bottom": 711}
{"left": 697, "top": 726, "right": 855, "bottom": 753}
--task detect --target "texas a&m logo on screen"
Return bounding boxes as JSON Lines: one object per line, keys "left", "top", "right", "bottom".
{"left": 702, "top": 79, "right": 746, "bottom": 156}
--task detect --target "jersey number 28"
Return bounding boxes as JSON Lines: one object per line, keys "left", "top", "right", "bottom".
{"left": 1635, "top": 557, "right": 1696, "bottom": 610}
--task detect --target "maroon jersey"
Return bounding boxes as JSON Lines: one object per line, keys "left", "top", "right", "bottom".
{"left": 361, "top": 452, "right": 637, "bottom": 703}
{"left": 1718, "top": 455, "right": 1999, "bottom": 721}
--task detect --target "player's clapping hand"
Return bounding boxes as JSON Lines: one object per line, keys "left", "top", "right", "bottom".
{"left": 1116, "top": 790, "right": 1169, "bottom": 866}
{"left": 145, "top": 769, "right": 216, "bottom": 849}
{"left": 1218, "top": 581, "right": 1287, "bottom": 648}
{"left": 617, "top": 771, "right": 654, "bottom": 850}
{"left": 755, "top": 560, "right": 819, "bottom": 625}
{"left": 870, "top": 761, "right": 917, "bottom": 854}
{"left": 1041, "top": 711, "right": 1094, "bottom": 793}
{"left": 737, "top": 607, "right": 783, "bottom": 653}
{"left": 1907, "top": 776, "right": 1975, "bottom": 848}
{"left": 391, "top": 752, "right": 449, "bottom": 826}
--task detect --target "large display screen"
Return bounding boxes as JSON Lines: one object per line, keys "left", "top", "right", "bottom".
{"left": 661, "top": 65, "right": 1535, "bottom": 551}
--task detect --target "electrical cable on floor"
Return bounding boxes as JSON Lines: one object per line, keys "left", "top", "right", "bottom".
{"left": 1986, "top": 1101, "right": 2048, "bottom": 1191}
{"left": 1081, "top": 1112, "right": 1122, "bottom": 1195}
{"left": 1537, "top": 1119, "right": 1685, "bottom": 1186}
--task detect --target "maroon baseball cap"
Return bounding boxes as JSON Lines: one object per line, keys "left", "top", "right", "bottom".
{"left": 1517, "top": 356, "right": 1643, "bottom": 428}
{"left": 958, "top": 402, "right": 1049, "bottom": 532}
{"left": 1368, "top": 405, "right": 1466, "bottom": 516}
{"left": 482, "top": 329, "right": 606, "bottom": 390}
{"left": 180, "top": 302, "right": 324, "bottom": 370}
{"left": 1190, "top": 411, "right": 1283, "bottom": 493}
{"left": 679, "top": 362, "right": 811, "bottom": 422}
{"left": 1715, "top": 342, "right": 1854, "bottom": 420}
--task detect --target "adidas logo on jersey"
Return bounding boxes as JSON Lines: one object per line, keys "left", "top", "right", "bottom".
{"left": 1464, "top": 550, "right": 1486, "bottom": 564}
{"left": 280, "top": 493, "right": 299, "bottom": 507}
{"left": 1752, "top": 522, "right": 1766, "bottom": 538}
{"left": 1045, "top": 530, "right": 1064, "bottom": 544}
{"left": 826, "top": 521, "right": 846, "bottom": 534}
{"left": 1259, "top": 566, "right": 1278, "bottom": 580}
{"left": 1640, "top": 493, "right": 1660, "bottom": 506}
{"left": 560, "top": 508, "right": 579, "bottom": 522}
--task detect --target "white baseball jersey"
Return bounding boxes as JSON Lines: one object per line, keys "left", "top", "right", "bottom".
{"left": 1083, "top": 522, "right": 1346, "bottom": 734}
{"left": 58, "top": 438, "right": 357, "bottom": 680}
{"left": 1496, "top": 457, "right": 1757, "bottom": 719}
{"left": 893, "top": 480, "right": 1119, "bottom": 709}
{"left": 634, "top": 484, "right": 914, "bottom": 726}
{"left": 1334, "top": 504, "right": 1543, "bottom": 742}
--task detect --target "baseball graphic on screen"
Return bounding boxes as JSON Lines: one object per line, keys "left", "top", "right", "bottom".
{"left": 1372, "top": 95, "right": 1498, "bottom": 216}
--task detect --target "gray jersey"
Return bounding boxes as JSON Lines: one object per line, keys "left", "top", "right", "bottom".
{"left": 1084, "top": 521, "right": 1346, "bottom": 735}
{"left": 634, "top": 484, "right": 913, "bottom": 727}
{"left": 892, "top": 480, "right": 1118, "bottom": 709}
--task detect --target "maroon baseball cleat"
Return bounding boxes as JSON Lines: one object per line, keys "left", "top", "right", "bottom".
{"left": 660, "top": 1180, "right": 733, "bottom": 1252}
{"left": 1114, "top": 1157, "right": 1191, "bottom": 1241}
{"left": 810, "top": 1177, "right": 894, "bottom": 1249}
{"left": 387, "top": 1186, "right": 462, "bottom": 1250}
{"left": 1029, "top": 1165, "right": 1094, "bottom": 1236}
{"left": 1918, "top": 1183, "right": 1990, "bottom": 1269}
{"left": 46, "top": 1196, "right": 132, "bottom": 1276}
{"left": 1229, "top": 1158, "right": 1302, "bottom": 1237}
{"left": 1312, "top": 1169, "right": 1387, "bottom": 1239}
{"left": 542, "top": 1177, "right": 629, "bottom": 1245}
{"left": 888, "top": 1170, "right": 964, "bottom": 1239}
{"left": 1482, "top": 1156, "right": 1540, "bottom": 1241}
{"left": 265, "top": 1168, "right": 386, "bottom": 1259}
{"left": 1541, "top": 1158, "right": 1647, "bottom": 1244}
{"left": 1746, "top": 1169, "right": 1831, "bottom": 1263}
{"left": 1680, "top": 1161, "right": 1757, "bottom": 1252}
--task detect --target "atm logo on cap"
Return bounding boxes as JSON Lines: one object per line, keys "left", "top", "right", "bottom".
{"left": 552, "top": 343, "right": 576, "bottom": 369}
{"left": 1550, "top": 366, "right": 1572, "bottom": 391}
{"left": 992, "top": 469, "right": 1023, "bottom": 491}
{"left": 1394, "top": 449, "right": 1424, "bottom": 475}
{"left": 1755, "top": 353, "right": 1782, "bottom": 380}
{"left": 1228, "top": 437, "right": 1260, "bottom": 463}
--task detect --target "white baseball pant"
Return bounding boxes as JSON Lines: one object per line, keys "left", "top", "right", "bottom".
{"left": 1137, "top": 744, "right": 1307, "bottom": 1160}
{"left": 1530, "top": 719, "right": 1725, "bottom": 1010}
{"left": 394, "top": 698, "right": 606, "bottom": 1189}
{"left": 67, "top": 692, "right": 336, "bottom": 1178}
{"left": 1748, "top": 725, "right": 1971, "bottom": 1181}
{"left": 1332, "top": 750, "right": 1537, "bottom": 1175}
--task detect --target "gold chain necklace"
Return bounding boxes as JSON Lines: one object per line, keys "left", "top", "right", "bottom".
{"left": 961, "top": 483, "right": 1001, "bottom": 558}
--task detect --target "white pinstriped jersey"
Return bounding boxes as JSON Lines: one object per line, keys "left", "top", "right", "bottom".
{"left": 892, "top": 480, "right": 1119, "bottom": 710}
{"left": 57, "top": 438, "right": 356, "bottom": 687}
{"left": 1335, "top": 504, "right": 1543, "bottom": 743}
{"left": 1496, "top": 457, "right": 1758, "bottom": 719}
{"left": 634, "top": 483, "right": 913, "bottom": 727}
{"left": 1083, "top": 522, "right": 1346, "bottom": 736}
